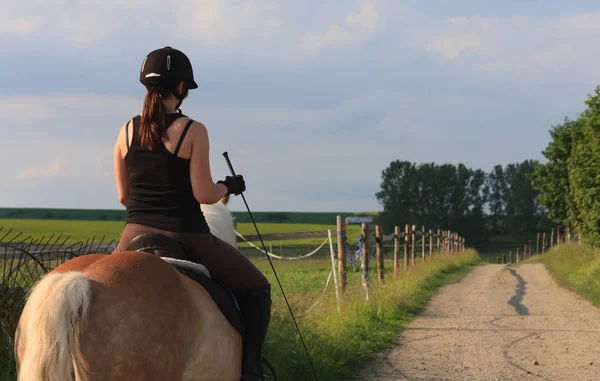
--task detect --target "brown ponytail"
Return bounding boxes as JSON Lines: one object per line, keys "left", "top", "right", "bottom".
{"left": 138, "top": 82, "right": 189, "bottom": 150}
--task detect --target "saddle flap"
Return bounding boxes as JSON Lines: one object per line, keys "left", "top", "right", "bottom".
{"left": 126, "top": 232, "right": 188, "bottom": 260}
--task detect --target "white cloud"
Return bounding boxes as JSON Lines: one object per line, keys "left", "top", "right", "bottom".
{"left": 297, "top": 0, "right": 381, "bottom": 54}
{"left": 175, "top": 0, "right": 264, "bottom": 43}
{"left": 14, "top": 154, "right": 67, "bottom": 180}
{"left": 0, "top": 0, "right": 277, "bottom": 46}
{"left": 424, "top": 12, "right": 600, "bottom": 80}
{"left": 425, "top": 34, "right": 481, "bottom": 60}
{"left": 0, "top": 94, "right": 140, "bottom": 122}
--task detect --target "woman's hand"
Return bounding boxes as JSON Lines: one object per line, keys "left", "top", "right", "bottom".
{"left": 218, "top": 175, "right": 246, "bottom": 196}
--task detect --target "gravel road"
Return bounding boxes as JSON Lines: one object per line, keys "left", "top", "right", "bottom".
{"left": 358, "top": 264, "right": 600, "bottom": 381}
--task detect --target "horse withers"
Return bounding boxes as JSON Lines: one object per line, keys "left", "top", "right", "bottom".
{"left": 14, "top": 198, "right": 243, "bottom": 381}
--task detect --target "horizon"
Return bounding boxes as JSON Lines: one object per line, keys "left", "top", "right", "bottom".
{"left": 3, "top": 1, "right": 600, "bottom": 212}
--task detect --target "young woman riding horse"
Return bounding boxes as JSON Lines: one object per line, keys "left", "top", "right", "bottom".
{"left": 112, "top": 46, "right": 272, "bottom": 381}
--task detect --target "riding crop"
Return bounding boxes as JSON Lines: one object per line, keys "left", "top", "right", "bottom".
{"left": 222, "top": 152, "right": 320, "bottom": 381}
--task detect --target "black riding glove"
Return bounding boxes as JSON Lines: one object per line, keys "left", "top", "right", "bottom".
{"left": 218, "top": 175, "right": 246, "bottom": 196}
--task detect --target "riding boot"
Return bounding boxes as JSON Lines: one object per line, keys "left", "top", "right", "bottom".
{"left": 238, "top": 284, "right": 271, "bottom": 381}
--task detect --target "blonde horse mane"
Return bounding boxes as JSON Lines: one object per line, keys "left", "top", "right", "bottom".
{"left": 16, "top": 271, "right": 91, "bottom": 381}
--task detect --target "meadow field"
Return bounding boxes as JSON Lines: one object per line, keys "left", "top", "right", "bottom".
{"left": 0, "top": 248, "right": 479, "bottom": 381}
{"left": 0, "top": 208, "right": 364, "bottom": 225}
{"left": 0, "top": 219, "right": 363, "bottom": 247}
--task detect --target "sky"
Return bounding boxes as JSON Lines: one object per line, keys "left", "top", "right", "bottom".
{"left": 2, "top": 0, "right": 600, "bottom": 213}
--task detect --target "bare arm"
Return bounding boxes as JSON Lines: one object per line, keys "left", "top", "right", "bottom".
{"left": 114, "top": 123, "right": 130, "bottom": 207}
{"left": 189, "top": 121, "right": 229, "bottom": 204}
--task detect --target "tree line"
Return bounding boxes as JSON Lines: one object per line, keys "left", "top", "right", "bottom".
{"left": 375, "top": 160, "right": 552, "bottom": 244}
{"left": 376, "top": 85, "right": 600, "bottom": 247}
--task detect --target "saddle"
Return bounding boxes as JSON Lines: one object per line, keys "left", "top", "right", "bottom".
{"left": 126, "top": 233, "right": 244, "bottom": 336}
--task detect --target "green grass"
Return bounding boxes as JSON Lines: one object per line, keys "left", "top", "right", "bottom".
{"left": 0, "top": 251, "right": 478, "bottom": 381}
{"left": 0, "top": 219, "right": 362, "bottom": 246}
{"left": 525, "top": 243, "right": 600, "bottom": 307}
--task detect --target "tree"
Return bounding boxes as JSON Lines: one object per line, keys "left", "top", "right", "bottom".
{"left": 566, "top": 87, "right": 600, "bottom": 246}
{"left": 376, "top": 160, "right": 490, "bottom": 244}
{"left": 487, "top": 165, "right": 507, "bottom": 233}
{"left": 531, "top": 116, "right": 585, "bottom": 227}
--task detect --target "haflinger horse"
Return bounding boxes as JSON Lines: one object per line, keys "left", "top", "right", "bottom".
{"left": 14, "top": 197, "right": 244, "bottom": 381}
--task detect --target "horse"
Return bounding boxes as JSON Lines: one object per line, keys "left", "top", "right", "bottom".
{"left": 14, "top": 197, "right": 245, "bottom": 381}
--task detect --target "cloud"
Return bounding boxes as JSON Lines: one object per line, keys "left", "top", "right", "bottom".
{"left": 0, "top": 94, "right": 140, "bottom": 122}
{"left": 175, "top": 0, "right": 264, "bottom": 43}
{"left": 425, "top": 34, "right": 481, "bottom": 60}
{"left": 297, "top": 0, "right": 381, "bottom": 54}
{"left": 424, "top": 12, "right": 600, "bottom": 81}
{"left": 14, "top": 154, "right": 66, "bottom": 180}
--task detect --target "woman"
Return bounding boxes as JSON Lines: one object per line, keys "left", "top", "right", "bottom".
{"left": 112, "top": 46, "right": 271, "bottom": 381}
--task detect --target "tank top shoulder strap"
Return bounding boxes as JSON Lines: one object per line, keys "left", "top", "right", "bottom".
{"left": 174, "top": 119, "right": 194, "bottom": 156}
{"left": 127, "top": 115, "right": 142, "bottom": 150}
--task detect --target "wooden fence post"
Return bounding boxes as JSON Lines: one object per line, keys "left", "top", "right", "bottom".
{"left": 566, "top": 226, "right": 571, "bottom": 244}
{"left": 536, "top": 233, "right": 540, "bottom": 255}
{"left": 376, "top": 225, "right": 384, "bottom": 282}
{"left": 516, "top": 248, "right": 520, "bottom": 264}
{"left": 455, "top": 233, "right": 459, "bottom": 254}
{"left": 442, "top": 231, "right": 446, "bottom": 255}
{"left": 421, "top": 225, "right": 426, "bottom": 263}
{"left": 497, "top": 256, "right": 501, "bottom": 264}
{"left": 503, "top": 253, "right": 506, "bottom": 264}
{"left": 361, "top": 223, "right": 369, "bottom": 299}
{"left": 509, "top": 250, "right": 513, "bottom": 264}
{"left": 542, "top": 232, "right": 547, "bottom": 253}
{"left": 429, "top": 229, "right": 433, "bottom": 257}
{"left": 394, "top": 226, "right": 400, "bottom": 276}
{"left": 411, "top": 225, "right": 416, "bottom": 266}
{"left": 336, "top": 216, "right": 347, "bottom": 292}
{"left": 404, "top": 224, "right": 409, "bottom": 271}
{"left": 436, "top": 229, "right": 441, "bottom": 253}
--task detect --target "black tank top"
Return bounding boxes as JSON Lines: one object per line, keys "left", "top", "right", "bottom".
{"left": 124, "top": 113, "right": 210, "bottom": 233}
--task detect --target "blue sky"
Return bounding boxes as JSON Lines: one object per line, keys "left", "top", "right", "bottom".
{"left": 1, "top": 0, "right": 599, "bottom": 212}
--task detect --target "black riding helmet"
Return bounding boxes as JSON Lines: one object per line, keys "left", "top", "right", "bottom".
{"left": 139, "top": 46, "right": 198, "bottom": 101}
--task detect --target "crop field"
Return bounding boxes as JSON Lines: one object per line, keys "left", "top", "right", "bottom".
{"left": 0, "top": 219, "right": 363, "bottom": 247}
{"left": 0, "top": 249, "right": 478, "bottom": 381}
{"left": 0, "top": 208, "right": 369, "bottom": 225}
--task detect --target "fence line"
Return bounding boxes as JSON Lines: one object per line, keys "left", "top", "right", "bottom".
{"left": 496, "top": 225, "right": 581, "bottom": 264}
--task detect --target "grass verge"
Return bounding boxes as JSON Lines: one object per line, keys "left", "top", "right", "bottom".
{"left": 525, "top": 244, "right": 600, "bottom": 307}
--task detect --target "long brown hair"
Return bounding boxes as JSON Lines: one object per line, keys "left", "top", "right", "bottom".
{"left": 139, "top": 82, "right": 189, "bottom": 150}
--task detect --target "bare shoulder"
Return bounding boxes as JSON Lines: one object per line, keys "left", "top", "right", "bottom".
{"left": 187, "top": 120, "right": 209, "bottom": 141}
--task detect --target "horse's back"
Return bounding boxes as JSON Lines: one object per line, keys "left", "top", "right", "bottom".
{"left": 17, "top": 251, "right": 241, "bottom": 381}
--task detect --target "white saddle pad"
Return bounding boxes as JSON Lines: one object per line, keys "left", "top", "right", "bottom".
{"left": 161, "top": 257, "right": 211, "bottom": 278}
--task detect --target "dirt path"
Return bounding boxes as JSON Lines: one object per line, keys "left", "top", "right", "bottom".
{"left": 359, "top": 264, "right": 600, "bottom": 381}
